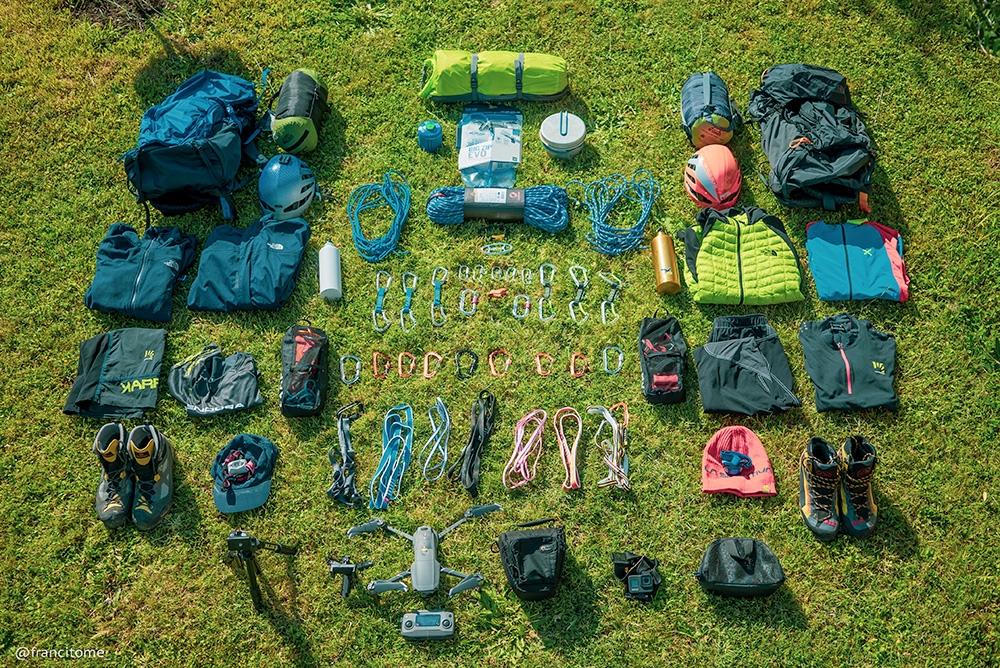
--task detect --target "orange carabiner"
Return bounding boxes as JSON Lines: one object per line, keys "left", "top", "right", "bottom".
{"left": 423, "top": 351, "right": 443, "bottom": 379}
{"left": 535, "top": 352, "right": 554, "bottom": 376}
{"left": 398, "top": 351, "right": 416, "bottom": 378}
{"left": 610, "top": 401, "right": 630, "bottom": 430}
{"left": 489, "top": 349, "right": 513, "bottom": 377}
{"left": 570, "top": 352, "right": 589, "bottom": 378}
{"left": 372, "top": 351, "right": 391, "bottom": 379}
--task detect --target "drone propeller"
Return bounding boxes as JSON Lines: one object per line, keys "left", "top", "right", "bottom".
{"left": 448, "top": 573, "right": 484, "bottom": 598}
{"left": 368, "top": 580, "right": 409, "bottom": 595}
{"left": 347, "top": 518, "right": 385, "bottom": 539}
{"left": 465, "top": 503, "right": 503, "bottom": 518}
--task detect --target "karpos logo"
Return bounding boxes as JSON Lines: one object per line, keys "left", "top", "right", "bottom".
{"left": 872, "top": 361, "right": 886, "bottom": 375}
{"left": 144, "top": 350, "right": 156, "bottom": 361}
{"left": 120, "top": 378, "right": 158, "bottom": 393}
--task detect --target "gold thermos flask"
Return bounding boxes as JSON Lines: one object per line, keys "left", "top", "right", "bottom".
{"left": 651, "top": 229, "right": 681, "bottom": 295}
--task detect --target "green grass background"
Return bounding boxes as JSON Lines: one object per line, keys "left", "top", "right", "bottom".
{"left": 1, "top": 0, "right": 999, "bottom": 665}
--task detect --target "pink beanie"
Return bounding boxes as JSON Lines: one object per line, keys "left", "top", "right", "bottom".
{"left": 702, "top": 426, "right": 776, "bottom": 498}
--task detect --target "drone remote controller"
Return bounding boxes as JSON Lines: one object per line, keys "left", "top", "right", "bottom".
{"left": 401, "top": 610, "right": 454, "bottom": 640}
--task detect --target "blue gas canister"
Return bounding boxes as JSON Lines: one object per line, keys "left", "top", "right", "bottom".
{"left": 417, "top": 120, "right": 443, "bottom": 152}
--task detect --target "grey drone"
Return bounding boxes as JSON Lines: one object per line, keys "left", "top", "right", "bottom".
{"left": 347, "top": 504, "right": 502, "bottom": 597}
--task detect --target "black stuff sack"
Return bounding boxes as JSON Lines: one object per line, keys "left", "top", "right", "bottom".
{"left": 495, "top": 519, "right": 567, "bottom": 601}
{"left": 279, "top": 324, "right": 329, "bottom": 417}
{"left": 638, "top": 316, "right": 688, "bottom": 405}
{"left": 694, "top": 537, "right": 786, "bottom": 597}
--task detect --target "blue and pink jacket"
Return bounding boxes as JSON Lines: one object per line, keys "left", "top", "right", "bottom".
{"left": 805, "top": 220, "right": 909, "bottom": 302}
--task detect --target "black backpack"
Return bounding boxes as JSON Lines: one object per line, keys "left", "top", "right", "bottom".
{"left": 747, "top": 64, "right": 874, "bottom": 213}
{"left": 495, "top": 519, "right": 566, "bottom": 601}
{"left": 122, "top": 71, "right": 265, "bottom": 222}
{"left": 638, "top": 316, "right": 688, "bottom": 405}
{"left": 279, "top": 324, "right": 329, "bottom": 417}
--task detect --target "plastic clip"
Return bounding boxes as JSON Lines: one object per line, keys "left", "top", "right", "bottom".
{"left": 340, "top": 354, "right": 362, "bottom": 385}
{"left": 455, "top": 349, "right": 479, "bottom": 380}
{"left": 372, "top": 271, "right": 392, "bottom": 333}
{"left": 431, "top": 266, "right": 448, "bottom": 327}
{"left": 400, "top": 271, "right": 418, "bottom": 331}
{"left": 460, "top": 289, "right": 479, "bottom": 316}
{"left": 535, "top": 352, "right": 554, "bottom": 376}
{"left": 602, "top": 345, "right": 624, "bottom": 375}
{"left": 511, "top": 294, "right": 531, "bottom": 319}
{"left": 489, "top": 349, "right": 513, "bottom": 377}
{"left": 598, "top": 272, "right": 621, "bottom": 325}
{"left": 570, "top": 352, "right": 589, "bottom": 378}
{"left": 423, "top": 351, "right": 443, "bottom": 379}
{"left": 569, "top": 265, "right": 589, "bottom": 323}
{"left": 373, "top": 351, "right": 391, "bottom": 379}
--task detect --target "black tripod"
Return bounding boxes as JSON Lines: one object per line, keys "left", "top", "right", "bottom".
{"left": 226, "top": 530, "right": 298, "bottom": 610}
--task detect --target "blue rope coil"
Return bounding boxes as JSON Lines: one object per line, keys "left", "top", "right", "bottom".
{"left": 569, "top": 169, "right": 660, "bottom": 256}
{"left": 348, "top": 171, "right": 411, "bottom": 263}
{"left": 369, "top": 404, "right": 413, "bottom": 510}
{"left": 425, "top": 186, "right": 570, "bottom": 234}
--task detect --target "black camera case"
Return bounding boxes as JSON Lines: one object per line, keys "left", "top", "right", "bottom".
{"left": 496, "top": 519, "right": 566, "bottom": 601}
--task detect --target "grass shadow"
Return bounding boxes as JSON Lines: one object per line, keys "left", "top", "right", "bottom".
{"left": 702, "top": 584, "right": 808, "bottom": 629}
{"left": 515, "top": 552, "right": 601, "bottom": 651}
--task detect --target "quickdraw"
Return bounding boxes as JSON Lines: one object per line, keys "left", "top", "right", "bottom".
{"left": 598, "top": 271, "right": 622, "bottom": 325}
{"left": 535, "top": 352, "right": 554, "bottom": 376}
{"left": 431, "top": 266, "right": 448, "bottom": 327}
{"left": 569, "top": 265, "right": 589, "bottom": 323}
{"left": 373, "top": 351, "right": 391, "bottom": 379}
{"left": 400, "top": 271, "right": 418, "bottom": 331}
{"left": 459, "top": 289, "right": 479, "bottom": 315}
{"left": 603, "top": 345, "right": 624, "bottom": 375}
{"left": 328, "top": 402, "right": 365, "bottom": 506}
{"left": 372, "top": 271, "right": 392, "bottom": 332}
{"left": 423, "top": 351, "right": 443, "bottom": 379}
{"left": 419, "top": 397, "right": 451, "bottom": 482}
{"left": 588, "top": 403, "right": 630, "bottom": 490}
{"left": 398, "top": 351, "right": 416, "bottom": 378}
{"left": 570, "top": 352, "right": 589, "bottom": 378}
{"left": 482, "top": 242, "right": 513, "bottom": 256}
{"left": 538, "top": 262, "right": 557, "bottom": 322}
{"left": 502, "top": 409, "right": 547, "bottom": 490}
{"left": 511, "top": 294, "right": 531, "bottom": 319}
{"left": 455, "top": 349, "right": 479, "bottom": 379}
{"left": 553, "top": 407, "right": 583, "bottom": 491}
{"left": 488, "top": 349, "right": 512, "bottom": 377}
{"left": 340, "top": 354, "right": 362, "bottom": 385}
{"left": 369, "top": 404, "right": 413, "bottom": 510}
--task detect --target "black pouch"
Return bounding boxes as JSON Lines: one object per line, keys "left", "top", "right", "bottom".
{"left": 495, "top": 519, "right": 566, "bottom": 601}
{"left": 638, "top": 316, "right": 688, "bottom": 404}
{"left": 694, "top": 537, "right": 786, "bottom": 597}
{"left": 280, "top": 324, "right": 329, "bottom": 417}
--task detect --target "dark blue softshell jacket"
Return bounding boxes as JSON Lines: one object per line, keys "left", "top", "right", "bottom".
{"left": 187, "top": 215, "right": 311, "bottom": 312}
{"left": 85, "top": 223, "right": 197, "bottom": 322}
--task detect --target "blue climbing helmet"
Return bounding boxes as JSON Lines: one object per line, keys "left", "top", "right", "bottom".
{"left": 258, "top": 154, "right": 317, "bottom": 220}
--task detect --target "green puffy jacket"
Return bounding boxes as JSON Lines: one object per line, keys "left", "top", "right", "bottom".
{"left": 680, "top": 206, "right": 804, "bottom": 305}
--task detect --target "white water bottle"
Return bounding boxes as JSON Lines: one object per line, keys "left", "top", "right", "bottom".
{"left": 319, "top": 240, "right": 342, "bottom": 301}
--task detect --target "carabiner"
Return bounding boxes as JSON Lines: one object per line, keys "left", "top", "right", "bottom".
{"left": 511, "top": 294, "right": 531, "bottom": 319}
{"left": 610, "top": 401, "right": 630, "bottom": 431}
{"left": 372, "top": 270, "right": 392, "bottom": 333}
{"left": 521, "top": 267, "right": 533, "bottom": 285}
{"left": 398, "top": 351, "right": 416, "bottom": 378}
{"left": 459, "top": 288, "right": 479, "bottom": 316}
{"left": 570, "top": 352, "right": 589, "bottom": 378}
{"left": 482, "top": 242, "right": 513, "bottom": 256}
{"left": 569, "top": 265, "right": 589, "bottom": 324}
{"left": 373, "top": 351, "right": 391, "bottom": 379}
{"left": 598, "top": 271, "right": 622, "bottom": 326}
{"left": 340, "top": 354, "right": 362, "bottom": 385}
{"left": 602, "top": 345, "right": 624, "bottom": 375}
{"left": 423, "top": 351, "right": 443, "bottom": 379}
{"left": 491, "top": 265, "right": 504, "bottom": 282}
{"left": 431, "top": 266, "right": 448, "bottom": 327}
{"left": 473, "top": 264, "right": 486, "bottom": 282}
{"left": 458, "top": 265, "right": 470, "bottom": 281}
{"left": 535, "top": 352, "right": 554, "bottom": 376}
{"left": 455, "top": 349, "right": 478, "bottom": 380}
{"left": 504, "top": 266, "right": 518, "bottom": 282}
{"left": 489, "top": 349, "right": 513, "bottom": 377}
{"left": 400, "top": 271, "right": 418, "bottom": 332}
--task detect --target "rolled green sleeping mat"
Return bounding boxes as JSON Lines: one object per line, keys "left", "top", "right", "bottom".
{"left": 272, "top": 68, "right": 329, "bottom": 154}
{"left": 419, "top": 50, "right": 569, "bottom": 103}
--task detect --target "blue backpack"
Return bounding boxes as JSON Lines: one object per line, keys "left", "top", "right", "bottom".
{"left": 122, "top": 71, "right": 267, "bottom": 221}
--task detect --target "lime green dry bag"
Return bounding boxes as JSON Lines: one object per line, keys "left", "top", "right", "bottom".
{"left": 271, "top": 69, "right": 329, "bottom": 154}
{"left": 419, "top": 50, "right": 569, "bottom": 103}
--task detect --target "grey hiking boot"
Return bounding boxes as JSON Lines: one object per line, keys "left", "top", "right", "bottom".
{"left": 128, "top": 424, "right": 174, "bottom": 531}
{"left": 799, "top": 437, "right": 842, "bottom": 542}
{"left": 838, "top": 435, "right": 878, "bottom": 539}
{"left": 93, "top": 422, "right": 133, "bottom": 529}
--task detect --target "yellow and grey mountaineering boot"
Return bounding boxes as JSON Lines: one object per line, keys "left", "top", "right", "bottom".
{"left": 93, "top": 422, "right": 133, "bottom": 529}
{"left": 128, "top": 424, "right": 174, "bottom": 531}
{"left": 799, "top": 437, "right": 842, "bottom": 542}
{"left": 838, "top": 435, "right": 878, "bottom": 539}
